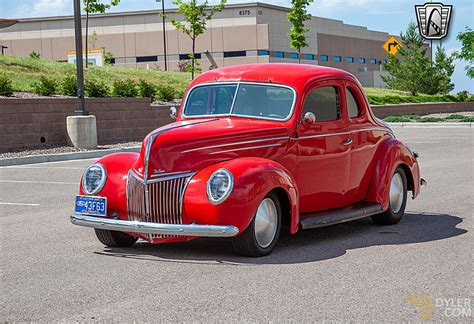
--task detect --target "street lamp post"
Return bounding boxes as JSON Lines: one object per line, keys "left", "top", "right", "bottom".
{"left": 73, "top": 0, "right": 87, "bottom": 115}
{"left": 157, "top": 0, "right": 168, "bottom": 71}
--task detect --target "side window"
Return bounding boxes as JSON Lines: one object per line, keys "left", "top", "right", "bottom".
{"left": 346, "top": 88, "right": 361, "bottom": 118}
{"left": 303, "top": 86, "right": 340, "bottom": 122}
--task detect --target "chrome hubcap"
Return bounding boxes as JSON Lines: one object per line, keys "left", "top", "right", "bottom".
{"left": 389, "top": 173, "right": 404, "bottom": 213}
{"left": 254, "top": 198, "right": 278, "bottom": 248}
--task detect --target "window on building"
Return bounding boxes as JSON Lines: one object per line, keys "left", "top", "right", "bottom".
{"left": 136, "top": 56, "right": 158, "bottom": 63}
{"left": 179, "top": 53, "right": 202, "bottom": 60}
{"left": 370, "top": 58, "right": 377, "bottom": 64}
{"left": 290, "top": 53, "right": 299, "bottom": 59}
{"left": 346, "top": 88, "right": 360, "bottom": 118}
{"left": 347, "top": 57, "right": 354, "bottom": 63}
{"left": 359, "top": 57, "right": 366, "bottom": 64}
{"left": 334, "top": 56, "right": 342, "bottom": 62}
{"left": 224, "top": 51, "right": 246, "bottom": 58}
{"left": 258, "top": 50, "right": 270, "bottom": 56}
{"left": 109, "top": 58, "right": 116, "bottom": 64}
{"left": 320, "top": 55, "right": 329, "bottom": 61}
{"left": 274, "top": 51, "right": 284, "bottom": 58}
{"left": 303, "top": 86, "right": 340, "bottom": 122}
{"left": 305, "top": 54, "right": 315, "bottom": 60}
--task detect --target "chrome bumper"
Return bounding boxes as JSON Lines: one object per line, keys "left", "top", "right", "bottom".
{"left": 70, "top": 213, "right": 239, "bottom": 238}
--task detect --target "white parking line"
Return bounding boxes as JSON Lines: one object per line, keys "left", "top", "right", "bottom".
{"left": 0, "top": 202, "right": 40, "bottom": 206}
{"left": 0, "top": 180, "right": 77, "bottom": 185}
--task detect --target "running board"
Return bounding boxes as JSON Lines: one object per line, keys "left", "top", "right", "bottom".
{"left": 300, "top": 202, "right": 384, "bottom": 230}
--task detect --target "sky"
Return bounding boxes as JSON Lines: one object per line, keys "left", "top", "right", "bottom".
{"left": 1, "top": 0, "right": 472, "bottom": 93}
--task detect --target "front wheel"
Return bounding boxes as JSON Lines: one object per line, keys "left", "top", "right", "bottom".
{"left": 94, "top": 229, "right": 138, "bottom": 247}
{"left": 371, "top": 166, "right": 408, "bottom": 225}
{"left": 232, "top": 192, "right": 281, "bottom": 257}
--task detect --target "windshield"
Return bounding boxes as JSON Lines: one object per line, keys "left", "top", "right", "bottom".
{"left": 183, "top": 83, "right": 295, "bottom": 121}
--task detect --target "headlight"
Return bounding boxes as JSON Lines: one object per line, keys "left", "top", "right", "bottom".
{"left": 206, "top": 168, "right": 233, "bottom": 205}
{"left": 82, "top": 164, "right": 106, "bottom": 195}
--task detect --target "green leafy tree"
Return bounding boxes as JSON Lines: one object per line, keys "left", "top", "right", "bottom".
{"left": 454, "top": 27, "right": 474, "bottom": 79}
{"left": 83, "top": 0, "right": 120, "bottom": 67}
{"left": 433, "top": 45, "right": 455, "bottom": 94}
{"left": 167, "top": 0, "right": 226, "bottom": 79}
{"left": 382, "top": 22, "right": 434, "bottom": 96}
{"left": 287, "top": 0, "right": 314, "bottom": 63}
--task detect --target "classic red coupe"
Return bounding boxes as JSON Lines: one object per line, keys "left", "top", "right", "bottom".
{"left": 71, "top": 64, "right": 425, "bottom": 256}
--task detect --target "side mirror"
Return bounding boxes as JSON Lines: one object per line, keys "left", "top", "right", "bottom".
{"left": 170, "top": 106, "right": 177, "bottom": 119}
{"left": 303, "top": 112, "right": 316, "bottom": 124}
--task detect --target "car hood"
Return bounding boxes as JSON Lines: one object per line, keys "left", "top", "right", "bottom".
{"left": 132, "top": 118, "right": 290, "bottom": 179}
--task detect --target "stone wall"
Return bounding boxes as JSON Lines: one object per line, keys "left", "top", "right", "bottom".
{"left": 0, "top": 98, "right": 174, "bottom": 151}
{"left": 1, "top": 98, "right": 473, "bottom": 151}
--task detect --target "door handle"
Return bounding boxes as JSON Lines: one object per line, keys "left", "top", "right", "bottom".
{"left": 343, "top": 138, "right": 353, "bottom": 146}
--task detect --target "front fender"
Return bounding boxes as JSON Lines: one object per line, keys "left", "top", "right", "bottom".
{"left": 366, "top": 138, "right": 420, "bottom": 210}
{"left": 182, "top": 157, "right": 299, "bottom": 235}
{"left": 79, "top": 152, "right": 140, "bottom": 219}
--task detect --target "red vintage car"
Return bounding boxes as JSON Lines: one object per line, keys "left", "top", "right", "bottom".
{"left": 71, "top": 64, "right": 425, "bottom": 256}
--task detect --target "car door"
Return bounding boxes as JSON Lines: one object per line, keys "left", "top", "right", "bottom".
{"left": 296, "top": 80, "right": 351, "bottom": 213}
{"left": 344, "top": 82, "right": 382, "bottom": 204}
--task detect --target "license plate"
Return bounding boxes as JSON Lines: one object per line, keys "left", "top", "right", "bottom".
{"left": 75, "top": 195, "right": 107, "bottom": 217}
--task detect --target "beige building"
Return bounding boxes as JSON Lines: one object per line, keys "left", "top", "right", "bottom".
{"left": 0, "top": 2, "right": 415, "bottom": 87}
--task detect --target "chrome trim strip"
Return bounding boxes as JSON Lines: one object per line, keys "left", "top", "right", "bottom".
{"left": 290, "top": 127, "right": 388, "bottom": 140}
{"left": 149, "top": 171, "right": 192, "bottom": 178}
{"left": 208, "top": 143, "right": 282, "bottom": 155}
{"left": 181, "top": 81, "right": 297, "bottom": 122}
{"left": 181, "top": 136, "right": 290, "bottom": 153}
{"left": 129, "top": 168, "right": 195, "bottom": 185}
{"left": 70, "top": 213, "right": 239, "bottom": 237}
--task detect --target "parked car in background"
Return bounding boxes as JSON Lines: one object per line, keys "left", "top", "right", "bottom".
{"left": 71, "top": 64, "right": 425, "bottom": 256}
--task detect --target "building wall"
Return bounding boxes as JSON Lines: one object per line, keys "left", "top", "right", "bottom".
{"left": 0, "top": 2, "right": 432, "bottom": 87}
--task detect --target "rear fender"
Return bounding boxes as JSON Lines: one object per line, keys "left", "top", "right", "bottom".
{"left": 79, "top": 152, "right": 140, "bottom": 219}
{"left": 183, "top": 157, "right": 299, "bottom": 234}
{"left": 366, "top": 138, "right": 420, "bottom": 210}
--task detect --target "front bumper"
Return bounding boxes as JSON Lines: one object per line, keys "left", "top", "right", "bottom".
{"left": 70, "top": 213, "right": 239, "bottom": 237}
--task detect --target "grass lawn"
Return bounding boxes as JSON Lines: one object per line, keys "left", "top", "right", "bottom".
{"left": 0, "top": 55, "right": 471, "bottom": 104}
{"left": 383, "top": 114, "right": 474, "bottom": 123}
{"left": 0, "top": 55, "right": 191, "bottom": 95}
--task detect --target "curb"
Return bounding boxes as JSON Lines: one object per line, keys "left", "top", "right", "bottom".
{"left": 0, "top": 146, "right": 140, "bottom": 167}
{"left": 387, "top": 122, "right": 473, "bottom": 128}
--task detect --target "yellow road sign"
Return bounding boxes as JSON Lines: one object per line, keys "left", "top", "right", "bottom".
{"left": 383, "top": 36, "right": 402, "bottom": 55}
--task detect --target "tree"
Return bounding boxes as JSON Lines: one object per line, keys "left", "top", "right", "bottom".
{"left": 287, "top": 0, "right": 314, "bottom": 63}
{"left": 433, "top": 45, "right": 455, "bottom": 94}
{"left": 454, "top": 27, "right": 474, "bottom": 79}
{"left": 83, "top": 0, "right": 120, "bottom": 67}
{"left": 168, "top": 0, "right": 226, "bottom": 79}
{"left": 383, "top": 23, "right": 456, "bottom": 95}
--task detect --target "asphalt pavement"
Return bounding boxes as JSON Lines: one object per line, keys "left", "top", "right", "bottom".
{"left": 1, "top": 127, "right": 473, "bottom": 322}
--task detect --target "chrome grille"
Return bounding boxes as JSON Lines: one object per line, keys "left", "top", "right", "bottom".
{"left": 126, "top": 171, "right": 193, "bottom": 239}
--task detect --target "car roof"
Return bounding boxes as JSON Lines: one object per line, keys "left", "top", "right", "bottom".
{"left": 190, "top": 63, "right": 356, "bottom": 91}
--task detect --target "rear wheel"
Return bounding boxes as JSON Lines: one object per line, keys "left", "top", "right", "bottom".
{"left": 232, "top": 192, "right": 281, "bottom": 257}
{"left": 94, "top": 229, "right": 138, "bottom": 247}
{"left": 371, "top": 166, "right": 408, "bottom": 225}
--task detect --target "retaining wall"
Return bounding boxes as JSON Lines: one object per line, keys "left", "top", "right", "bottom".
{"left": 1, "top": 98, "right": 473, "bottom": 151}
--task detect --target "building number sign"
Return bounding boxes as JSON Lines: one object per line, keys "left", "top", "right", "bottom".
{"left": 239, "top": 10, "right": 251, "bottom": 16}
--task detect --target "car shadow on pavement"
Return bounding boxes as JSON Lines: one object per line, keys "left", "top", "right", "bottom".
{"left": 94, "top": 212, "right": 467, "bottom": 265}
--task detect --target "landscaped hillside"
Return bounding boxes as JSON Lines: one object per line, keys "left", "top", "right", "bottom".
{"left": 0, "top": 55, "right": 190, "bottom": 99}
{"left": 0, "top": 55, "right": 470, "bottom": 104}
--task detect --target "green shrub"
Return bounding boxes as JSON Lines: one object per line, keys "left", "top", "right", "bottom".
{"left": 383, "top": 116, "right": 412, "bottom": 122}
{"left": 85, "top": 78, "right": 109, "bottom": 97}
{"left": 60, "top": 74, "right": 77, "bottom": 96}
{"left": 29, "top": 51, "right": 41, "bottom": 59}
{"left": 368, "top": 94, "right": 459, "bottom": 105}
{"left": 157, "top": 84, "right": 176, "bottom": 101}
{"left": 418, "top": 117, "right": 445, "bottom": 123}
{"left": 446, "top": 114, "right": 474, "bottom": 122}
{"left": 112, "top": 79, "right": 138, "bottom": 97}
{"left": 0, "top": 74, "right": 14, "bottom": 96}
{"left": 34, "top": 75, "right": 57, "bottom": 96}
{"left": 456, "top": 91, "right": 470, "bottom": 102}
{"left": 137, "top": 79, "right": 157, "bottom": 100}
{"left": 175, "top": 88, "right": 185, "bottom": 99}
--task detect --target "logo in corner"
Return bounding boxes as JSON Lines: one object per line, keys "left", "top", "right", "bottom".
{"left": 415, "top": 2, "right": 453, "bottom": 40}
{"left": 405, "top": 295, "right": 435, "bottom": 320}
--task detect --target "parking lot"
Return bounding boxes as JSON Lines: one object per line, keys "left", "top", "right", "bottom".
{"left": 1, "top": 127, "right": 472, "bottom": 321}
